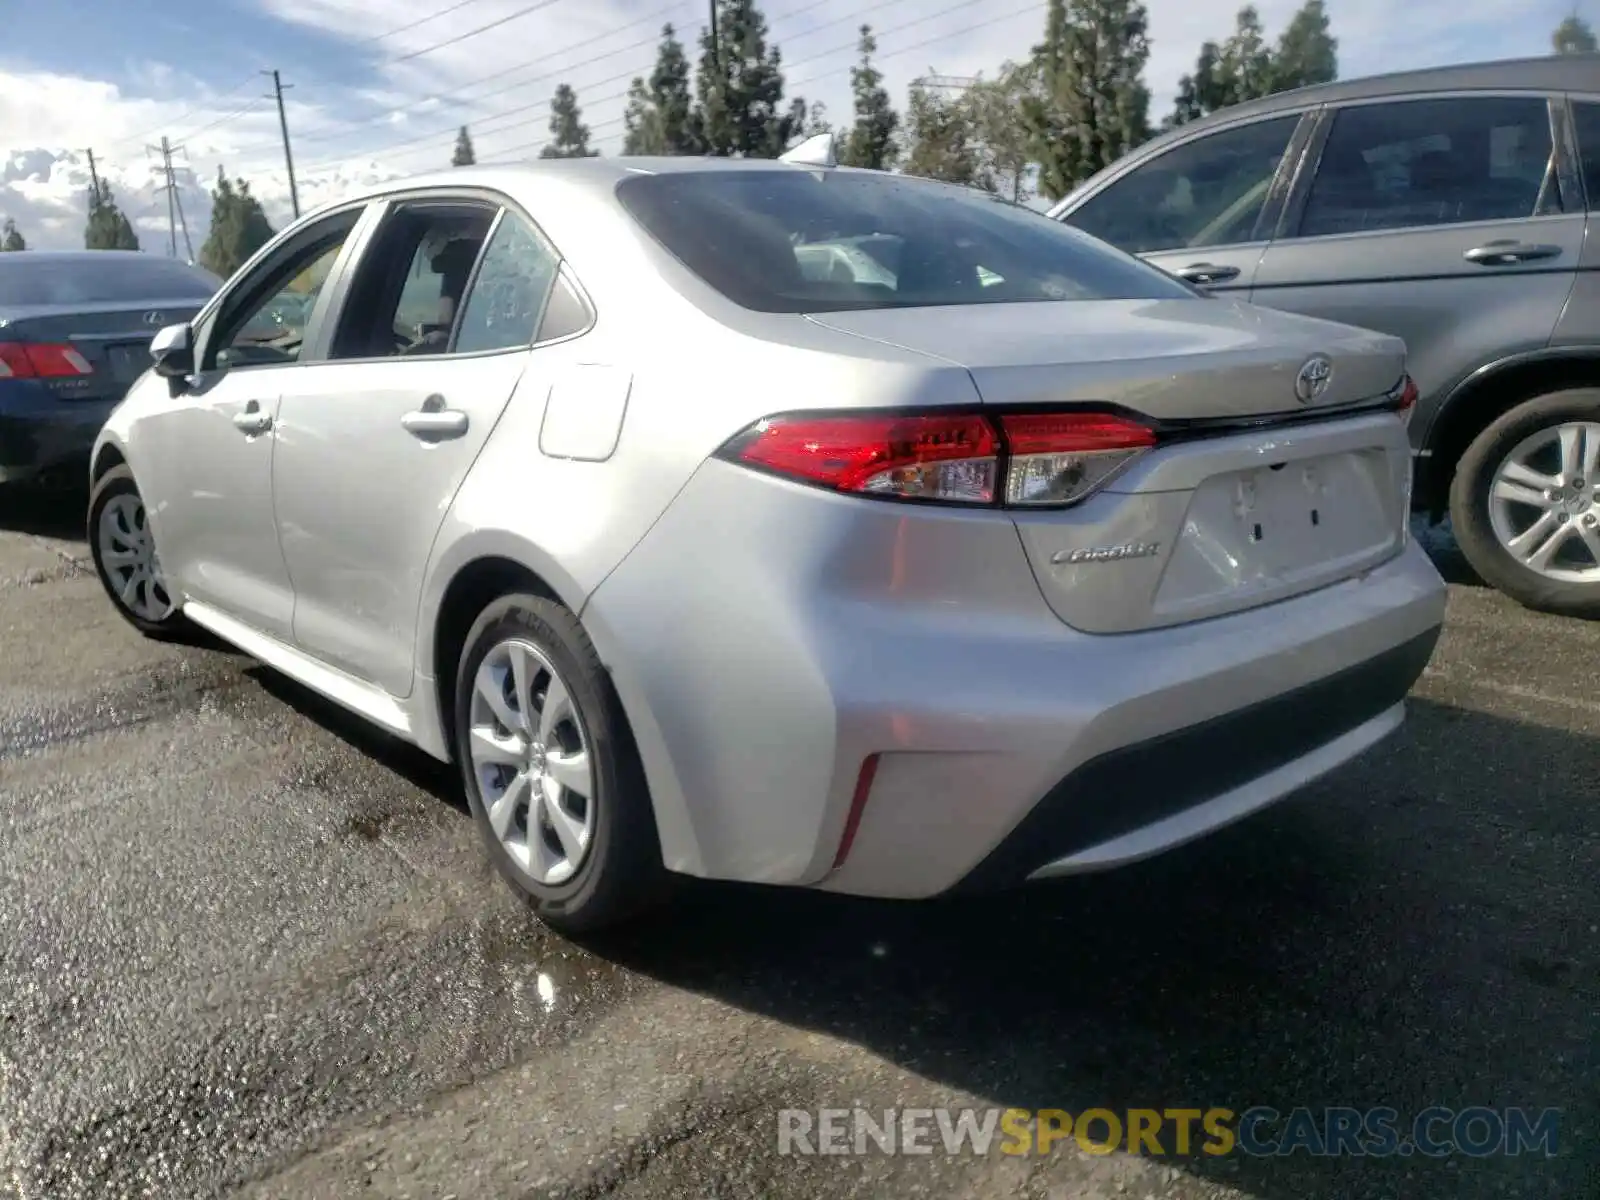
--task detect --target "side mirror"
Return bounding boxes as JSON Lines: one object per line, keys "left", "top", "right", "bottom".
{"left": 150, "top": 323, "right": 194, "bottom": 378}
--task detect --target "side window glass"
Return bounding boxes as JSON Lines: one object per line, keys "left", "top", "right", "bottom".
{"left": 536, "top": 271, "right": 592, "bottom": 343}
{"left": 1067, "top": 116, "right": 1299, "bottom": 254}
{"left": 1299, "top": 97, "right": 1559, "bottom": 239}
{"left": 454, "top": 214, "right": 561, "bottom": 354}
{"left": 212, "top": 216, "right": 355, "bottom": 370}
{"left": 1573, "top": 101, "right": 1600, "bottom": 211}
{"left": 328, "top": 204, "right": 496, "bottom": 360}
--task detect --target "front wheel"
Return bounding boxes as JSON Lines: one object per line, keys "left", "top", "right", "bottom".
{"left": 87, "top": 465, "right": 189, "bottom": 638}
{"left": 453, "top": 593, "right": 668, "bottom": 933}
{"left": 1450, "top": 388, "right": 1600, "bottom": 617}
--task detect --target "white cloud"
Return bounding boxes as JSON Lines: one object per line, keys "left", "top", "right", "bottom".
{"left": 0, "top": 0, "right": 1560, "bottom": 251}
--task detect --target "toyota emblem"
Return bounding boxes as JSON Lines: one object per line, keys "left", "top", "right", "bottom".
{"left": 1294, "top": 355, "right": 1333, "bottom": 404}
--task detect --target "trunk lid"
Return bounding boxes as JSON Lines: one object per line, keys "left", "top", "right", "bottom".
{"left": 0, "top": 301, "right": 205, "bottom": 402}
{"left": 806, "top": 297, "right": 1405, "bottom": 420}
{"left": 807, "top": 297, "right": 1413, "bottom": 633}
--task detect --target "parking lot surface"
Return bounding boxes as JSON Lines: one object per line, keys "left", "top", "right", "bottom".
{"left": 0, "top": 488, "right": 1593, "bottom": 1200}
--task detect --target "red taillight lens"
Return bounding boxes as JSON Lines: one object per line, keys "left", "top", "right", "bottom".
{"left": 723, "top": 412, "right": 1001, "bottom": 503}
{"left": 719, "top": 408, "right": 1158, "bottom": 508}
{"left": 1396, "top": 375, "right": 1418, "bottom": 412}
{"left": 0, "top": 342, "right": 94, "bottom": 379}
{"left": 997, "top": 411, "right": 1157, "bottom": 506}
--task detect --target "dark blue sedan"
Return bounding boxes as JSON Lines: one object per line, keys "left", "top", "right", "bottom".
{"left": 0, "top": 251, "right": 220, "bottom": 483}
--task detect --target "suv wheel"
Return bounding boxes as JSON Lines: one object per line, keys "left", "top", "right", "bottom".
{"left": 453, "top": 593, "right": 668, "bottom": 933}
{"left": 1450, "top": 388, "right": 1600, "bottom": 617}
{"left": 87, "top": 465, "right": 188, "bottom": 638}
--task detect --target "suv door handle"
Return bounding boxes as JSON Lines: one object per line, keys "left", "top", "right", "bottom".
{"left": 1463, "top": 240, "right": 1563, "bottom": 266}
{"left": 400, "top": 395, "right": 469, "bottom": 440}
{"left": 232, "top": 401, "right": 273, "bottom": 436}
{"left": 1173, "top": 262, "right": 1242, "bottom": 284}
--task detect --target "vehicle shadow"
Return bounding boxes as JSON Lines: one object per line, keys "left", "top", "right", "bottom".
{"left": 1411, "top": 515, "right": 1485, "bottom": 588}
{"left": 577, "top": 698, "right": 1591, "bottom": 1200}
{"left": 0, "top": 479, "right": 89, "bottom": 541}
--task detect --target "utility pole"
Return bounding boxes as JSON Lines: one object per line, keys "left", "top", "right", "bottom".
{"left": 85, "top": 148, "right": 102, "bottom": 204}
{"left": 708, "top": 0, "right": 726, "bottom": 130}
{"left": 147, "top": 137, "right": 194, "bottom": 260}
{"left": 265, "top": 69, "right": 300, "bottom": 219}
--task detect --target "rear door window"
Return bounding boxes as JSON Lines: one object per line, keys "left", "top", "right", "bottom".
{"left": 1296, "top": 96, "right": 1562, "bottom": 238}
{"left": 1066, "top": 116, "right": 1301, "bottom": 255}
{"left": 453, "top": 212, "right": 563, "bottom": 354}
{"left": 1572, "top": 100, "right": 1600, "bottom": 209}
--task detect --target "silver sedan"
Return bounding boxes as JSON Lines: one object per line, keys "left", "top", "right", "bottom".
{"left": 87, "top": 152, "right": 1447, "bottom": 931}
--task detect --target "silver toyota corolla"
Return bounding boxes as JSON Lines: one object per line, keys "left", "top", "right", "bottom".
{"left": 87, "top": 151, "right": 1447, "bottom": 931}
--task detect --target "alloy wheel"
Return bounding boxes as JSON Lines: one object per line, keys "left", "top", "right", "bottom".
{"left": 97, "top": 493, "right": 175, "bottom": 622}
{"left": 1487, "top": 420, "right": 1600, "bottom": 584}
{"left": 467, "top": 637, "right": 596, "bottom": 886}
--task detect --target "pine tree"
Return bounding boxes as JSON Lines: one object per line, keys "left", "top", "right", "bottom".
{"left": 1023, "top": 0, "right": 1153, "bottom": 203}
{"left": 85, "top": 178, "right": 140, "bottom": 250}
{"left": 198, "top": 169, "right": 274, "bottom": 280}
{"left": 1271, "top": 0, "right": 1337, "bottom": 90}
{"left": 839, "top": 25, "right": 899, "bottom": 170}
{"left": 452, "top": 126, "right": 476, "bottom": 166}
{"left": 692, "top": 0, "right": 799, "bottom": 157}
{"left": 1553, "top": 13, "right": 1599, "bottom": 53}
{"left": 803, "top": 100, "right": 832, "bottom": 136}
{"left": 1169, "top": 42, "right": 1221, "bottom": 127}
{"left": 1, "top": 218, "right": 25, "bottom": 252}
{"left": 902, "top": 85, "right": 984, "bottom": 187}
{"left": 624, "top": 26, "right": 698, "bottom": 155}
{"left": 540, "top": 84, "right": 599, "bottom": 158}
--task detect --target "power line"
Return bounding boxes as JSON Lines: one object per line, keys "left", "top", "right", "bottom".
{"left": 389, "top": 0, "right": 575, "bottom": 64}
{"left": 299, "top": 0, "right": 929, "bottom": 172}
{"left": 175, "top": 97, "right": 268, "bottom": 145}
{"left": 108, "top": 69, "right": 261, "bottom": 153}
{"left": 361, "top": 0, "right": 494, "bottom": 44}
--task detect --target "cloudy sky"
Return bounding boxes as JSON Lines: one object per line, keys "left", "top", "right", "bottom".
{"left": 0, "top": 0, "right": 1572, "bottom": 250}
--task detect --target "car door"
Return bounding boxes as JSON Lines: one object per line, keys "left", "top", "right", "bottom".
{"left": 1249, "top": 93, "right": 1586, "bottom": 447}
{"left": 271, "top": 194, "right": 567, "bottom": 697}
{"left": 1056, "top": 110, "right": 1312, "bottom": 295}
{"left": 136, "top": 205, "right": 370, "bottom": 640}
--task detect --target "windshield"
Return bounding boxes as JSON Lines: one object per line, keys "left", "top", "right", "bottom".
{"left": 0, "top": 256, "right": 220, "bottom": 307}
{"left": 615, "top": 170, "right": 1197, "bottom": 314}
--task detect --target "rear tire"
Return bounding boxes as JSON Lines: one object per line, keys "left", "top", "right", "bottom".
{"left": 453, "top": 593, "right": 669, "bottom": 934}
{"left": 87, "top": 465, "right": 190, "bottom": 639}
{"left": 1449, "top": 388, "right": 1600, "bottom": 617}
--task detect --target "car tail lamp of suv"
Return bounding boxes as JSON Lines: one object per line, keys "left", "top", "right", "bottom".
{"left": 717, "top": 409, "right": 1158, "bottom": 509}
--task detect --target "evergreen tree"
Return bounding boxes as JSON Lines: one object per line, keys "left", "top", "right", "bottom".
{"left": 198, "top": 169, "right": 274, "bottom": 280}
{"left": 839, "top": 25, "right": 899, "bottom": 171}
{"left": 1271, "top": 0, "right": 1337, "bottom": 90}
{"left": 452, "top": 126, "right": 476, "bottom": 166}
{"left": 967, "top": 62, "right": 1039, "bottom": 202}
{"left": 540, "top": 84, "right": 599, "bottom": 158}
{"left": 622, "top": 24, "right": 697, "bottom": 154}
{"left": 1553, "top": 13, "right": 1599, "bottom": 53}
{"left": 692, "top": 0, "right": 799, "bottom": 157}
{"left": 803, "top": 100, "right": 832, "bottom": 137}
{"left": 1169, "top": 42, "right": 1222, "bottom": 127}
{"left": 1, "top": 218, "right": 24, "bottom": 252}
{"left": 85, "top": 179, "right": 140, "bottom": 250}
{"left": 902, "top": 85, "right": 984, "bottom": 187}
{"left": 1023, "top": 0, "right": 1153, "bottom": 203}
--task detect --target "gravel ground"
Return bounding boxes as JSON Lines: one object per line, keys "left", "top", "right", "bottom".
{"left": 0, "top": 486, "right": 1593, "bottom": 1200}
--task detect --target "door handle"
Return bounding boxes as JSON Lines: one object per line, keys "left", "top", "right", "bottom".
{"left": 400, "top": 397, "right": 469, "bottom": 439}
{"left": 1173, "top": 262, "right": 1242, "bottom": 284}
{"left": 232, "top": 401, "right": 272, "bottom": 436}
{"left": 1463, "top": 240, "right": 1563, "bottom": 266}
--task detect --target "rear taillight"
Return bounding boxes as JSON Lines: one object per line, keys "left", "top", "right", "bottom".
{"left": 0, "top": 342, "right": 94, "bottom": 379}
{"left": 717, "top": 408, "right": 1157, "bottom": 509}
{"left": 1393, "top": 374, "right": 1418, "bottom": 415}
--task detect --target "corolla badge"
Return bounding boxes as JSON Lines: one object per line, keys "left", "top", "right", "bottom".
{"left": 1051, "top": 541, "right": 1162, "bottom": 565}
{"left": 1294, "top": 354, "right": 1333, "bottom": 403}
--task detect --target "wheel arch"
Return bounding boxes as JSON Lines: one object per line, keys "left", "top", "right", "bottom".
{"left": 1418, "top": 348, "right": 1600, "bottom": 517}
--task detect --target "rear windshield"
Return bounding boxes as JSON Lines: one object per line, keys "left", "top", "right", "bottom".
{"left": 0, "top": 256, "right": 220, "bottom": 307}
{"left": 614, "top": 170, "right": 1197, "bottom": 313}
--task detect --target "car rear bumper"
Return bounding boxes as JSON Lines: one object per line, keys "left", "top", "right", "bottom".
{"left": 0, "top": 383, "right": 115, "bottom": 482}
{"left": 583, "top": 458, "right": 1449, "bottom": 898}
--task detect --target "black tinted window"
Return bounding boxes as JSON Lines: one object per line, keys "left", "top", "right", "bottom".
{"left": 1299, "top": 97, "right": 1559, "bottom": 238}
{"left": 1068, "top": 116, "right": 1299, "bottom": 254}
{"left": 0, "top": 255, "right": 219, "bottom": 306}
{"left": 1573, "top": 101, "right": 1600, "bottom": 210}
{"left": 616, "top": 170, "right": 1195, "bottom": 314}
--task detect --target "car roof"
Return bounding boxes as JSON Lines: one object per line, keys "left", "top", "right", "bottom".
{"left": 1130, "top": 52, "right": 1600, "bottom": 154}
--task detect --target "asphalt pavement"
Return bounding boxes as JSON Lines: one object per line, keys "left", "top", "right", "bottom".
{"left": 0, "top": 486, "right": 1593, "bottom": 1200}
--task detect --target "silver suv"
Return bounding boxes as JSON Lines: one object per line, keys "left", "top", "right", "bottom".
{"left": 1052, "top": 55, "right": 1600, "bottom": 617}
